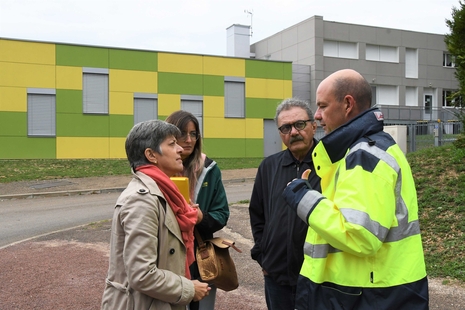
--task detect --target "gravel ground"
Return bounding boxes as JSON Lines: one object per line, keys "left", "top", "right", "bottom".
{"left": 1, "top": 168, "right": 465, "bottom": 309}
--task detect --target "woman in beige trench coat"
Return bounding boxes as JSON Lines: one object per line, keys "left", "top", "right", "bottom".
{"left": 101, "top": 120, "right": 210, "bottom": 310}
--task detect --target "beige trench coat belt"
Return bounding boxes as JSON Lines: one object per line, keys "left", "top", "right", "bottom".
{"left": 105, "top": 278, "right": 134, "bottom": 308}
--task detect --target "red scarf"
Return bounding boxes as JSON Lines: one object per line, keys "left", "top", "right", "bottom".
{"left": 136, "top": 165, "right": 197, "bottom": 278}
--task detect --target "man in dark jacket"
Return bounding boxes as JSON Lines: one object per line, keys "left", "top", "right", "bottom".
{"left": 249, "top": 98, "right": 321, "bottom": 310}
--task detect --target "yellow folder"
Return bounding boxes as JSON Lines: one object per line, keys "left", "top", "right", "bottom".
{"left": 170, "top": 177, "right": 190, "bottom": 202}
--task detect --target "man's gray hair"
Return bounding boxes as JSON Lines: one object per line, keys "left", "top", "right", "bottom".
{"left": 274, "top": 98, "right": 314, "bottom": 124}
{"left": 125, "top": 120, "right": 181, "bottom": 169}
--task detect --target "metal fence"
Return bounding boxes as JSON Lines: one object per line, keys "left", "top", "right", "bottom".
{"left": 314, "top": 121, "right": 463, "bottom": 153}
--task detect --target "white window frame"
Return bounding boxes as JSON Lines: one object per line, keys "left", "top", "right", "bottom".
{"left": 134, "top": 93, "right": 158, "bottom": 125}
{"left": 405, "top": 48, "right": 418, "bottom": 78}
{"left": 224, "top": 77, "right": 245, "bottom": 118}
{"left": 27, "top": 88, "right": 56, "bottom": 137}
{"left": 83, "top": 68, "right": 109, "bottom": 114}
{"left": 442, "top": 90, "right": 462, "bottom": 107}
{"left": 366, "top": 44, "right": 398, "bottom": 63}
{"left": 375, "top": 85, "right": 399, "bottom": 106}
{"left": 405, "top": 87, "right": 418, "bottom": 107}
{"left": 443, "top": 53, "right": 456, "bottom": 67}
{"left": 324, "top": 40, "right": 358, "bottom": 59}
{"left": 181, "top": 95, "right": 204, "bottom": 134}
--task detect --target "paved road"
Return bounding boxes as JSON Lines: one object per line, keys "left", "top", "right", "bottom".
{"left": 0, "top": 180, "right": 254, "bottom": 248}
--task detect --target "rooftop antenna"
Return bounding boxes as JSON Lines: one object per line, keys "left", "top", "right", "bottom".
{"left": 244, "top": 9, "right": 253, "bottom": 37}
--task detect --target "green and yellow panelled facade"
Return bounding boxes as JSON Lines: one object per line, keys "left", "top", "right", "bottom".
{"left": 0, "top": 38, "right": 292, "bottom": 159}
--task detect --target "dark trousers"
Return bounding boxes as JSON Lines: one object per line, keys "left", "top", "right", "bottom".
{"left": 264, "top": 275, "right": 296, "bottom": 310}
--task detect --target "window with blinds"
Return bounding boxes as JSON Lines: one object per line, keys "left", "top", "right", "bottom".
{"left": 224, "top": 77, "right": 245, "bottom": 118}
{"left": 181, "top": 95, "right": 203, "bottom": 134}
{"left": 134, "top": 93, "right": 158, "bottom": 125}
{"left": 27, "top": 89, "right": 56, "bottom": 137}
{"left": 366, "top": 44, "right": 398, "bottom": 63}
{"left": 323, "top": 40, "right": 358, "bottom": 59}
{"left": 405, "top": 48, "right": 418, "bottom": 78}
{"left": 83, "top": 68, "right": 109, "bottom": 114}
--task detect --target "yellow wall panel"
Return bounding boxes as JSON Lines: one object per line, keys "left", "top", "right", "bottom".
{"left": 245, "top": 118, "right": 263, "bottom": 139}
{"left": 109, "top": 137, "right": 126, "bottom": 159}
{"left": 245, "top": 78, "right": 267, "bottom": 98}
{"left": 110, "top": 69, "right": 157, "bottom": 93}
{"left": 158, "top": 53, "right": 203, "bottom": 74}
{"left": 203, "top": 96, "right": 224, "bottom": 117}
{"left": 283, "top": 80, "right": 292, "bottom": 97}
{"left": 0, "top": 87, "right": 26, "bottom": 112}
{"left": 56, "top": 66, "right": 82, "bottom": 90}
{"left": 0, "top": 62, "right": 55, "bottom": 88}
{"left": 203, "top": 57, "right": 245, "bottom": 76}
{"left": 158, "top": 94, "right": 181, "bottom": 116}
{"left": 57, "top": 137, "right": 109, "bottom": 159}
{"left": 110, "top": 91, "right": 133, "bottom": 115}
{"left": 0, "top": 39, "right": 55, "bottom": 65}
{"left": 204, "top": 118, "right": 246, "bottom": 138}
{"left": 266, "top": 79, "right": 287, "bottom": 99}
{"left": 245, "top": 78, "right": 293, "bottom": 99}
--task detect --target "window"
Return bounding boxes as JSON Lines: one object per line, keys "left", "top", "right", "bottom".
{"left": 405, "top": 87, "right": 418, "bottom": 106}
{"left": 324, "top": 40, "right": 358, "bottom": 59}
{"left": 405, "top": 48, "right": 418, "bottom": 78}
{"left": 181, "top": 95, "right": 203, "bottom": 133}
{"left": 371, "top": 86, "right": 377, "bottom": 106}
{"left": 134, "top": 93, "right": 158, "bottom": 125}
{"left": 443, "top": 90, "right": 462, "bottom": 107}
{"left": 366, "top": 44, "right": 398, "bottom": 62}
{"left": 83, "top": 68, "right": 109, "bottom": 114}
{"left": 224, "top": 77, "right": 245, "bottom": 118}
{"left": 374, "top": 85, "right": 398, "bottom": 106}
{"left": 27, "top": 88, "right": 56, "bottom": 137}
{"left": 443, "top": 53, "right": 456, "bottom": 67}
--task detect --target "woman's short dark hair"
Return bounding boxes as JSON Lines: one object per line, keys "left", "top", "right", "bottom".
{"left": 125, "top": 120, "right": 180, "bottom": 169}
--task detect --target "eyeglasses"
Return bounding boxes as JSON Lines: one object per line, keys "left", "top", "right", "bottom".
{"left": 278, "top": 120, "right": 312, "bottom": 134}
{"left": 179, "top": 131, "right": 199, "bottom": 141}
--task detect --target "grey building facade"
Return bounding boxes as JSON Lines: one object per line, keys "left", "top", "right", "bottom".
{"left": 249, "top": 15, "right": 459, "bottom": 123}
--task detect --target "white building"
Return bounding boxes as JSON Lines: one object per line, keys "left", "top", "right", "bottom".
{"left": 232, "top": 15, "right": 459, "bottom": 123}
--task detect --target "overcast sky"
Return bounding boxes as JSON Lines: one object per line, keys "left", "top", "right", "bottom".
{"left": 0, "top": 0, "right": 461, "bottom": 56}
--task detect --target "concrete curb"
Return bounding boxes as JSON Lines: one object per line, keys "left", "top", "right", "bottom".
{"left": 0, "top": 177, "right": 255, "bottom": 201}
{"left": 0, "top": 187, "right": 126, "bottom": 201}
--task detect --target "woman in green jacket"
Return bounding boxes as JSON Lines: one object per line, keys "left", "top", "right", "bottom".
{"left": 166, "top": 110, "right": 230, "bottom": 310}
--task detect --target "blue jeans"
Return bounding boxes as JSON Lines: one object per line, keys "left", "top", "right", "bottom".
{"left": 264, "top": 275, "right": 296, "bottom": 310}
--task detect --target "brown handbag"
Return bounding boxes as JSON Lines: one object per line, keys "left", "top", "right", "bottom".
{"left": 194, "top": 229, "right": 242, "bottom": 291}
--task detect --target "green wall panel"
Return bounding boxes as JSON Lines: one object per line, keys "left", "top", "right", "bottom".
{"left": 203, "top": 75, "right": 224, "bottom": 96}
{"left": 283, "top": 62, "right": 293, "bottom": 80}
{"left": 0, "top": 137, "right": 56, "bottom": 159}
{"left": 204, "top": 138, "right": 263, "bottom": 157}
{"left": 57, "top": 114, "right": 109, "bottom": 137}
{"left": 158, "top": 72, "right": 203, "bottom": 95}
{"left": 245, "top": 138, "right": 263, "bottom": 157}
{"left": 203, "top": 138, "right": 246, "bottom": 158}
{"left": 0, "top": 112, "right": 26, "bottom": 136}
{"left": 245, "top": 60, "right": 292, "bottom": 80}
{"left": 246, "top": 98, "right": 282, "bottom": 119}
{"left": 56, "top": 44, "right": 109, "bottom": 68}
{"left": 109, "top": 49, "right": 158, "bottom": 71}
{"left": 56, "top": 90, "right": 82, "bottom": 114}
{"left": 109, "top": 115, "right": 134, "bottom": 137}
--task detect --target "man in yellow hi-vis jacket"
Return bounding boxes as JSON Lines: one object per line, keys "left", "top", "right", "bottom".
{"left": 283, "top": 69, "right": 428, "bottom": 309}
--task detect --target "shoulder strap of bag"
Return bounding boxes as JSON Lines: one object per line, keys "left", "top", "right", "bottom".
{"left": 194, "top": 228, "right": 205, "bottom": 247}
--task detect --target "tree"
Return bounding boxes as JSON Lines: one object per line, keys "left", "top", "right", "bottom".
{"left": 445, "top": 0, "right": 465, "bottom": 147}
